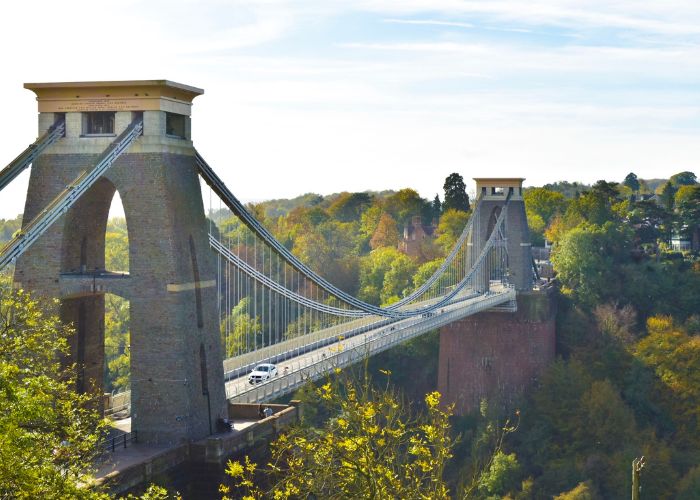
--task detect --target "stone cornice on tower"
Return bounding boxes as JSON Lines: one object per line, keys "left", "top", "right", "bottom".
{"left": 473, "top": 178, "right": 525, "bottom": 189}
{"left": 24, "top": 80, "right": 203, "bottom": 115}
{"left": 474, "top": 177, "right": 525, "bottom": 201}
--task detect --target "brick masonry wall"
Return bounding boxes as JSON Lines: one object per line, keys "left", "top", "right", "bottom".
{"left": 15, "top": 150, "right": 227, "bottom": 444}
{"left": 438, "top": 289, "right": 556, "bottom": 415}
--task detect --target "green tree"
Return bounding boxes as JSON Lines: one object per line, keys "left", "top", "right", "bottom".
{"left": 563, "top": 181, "right": 622, "bottom": 226}
{"left": 476, "top": 450, "right": 521, "bottom": 498}
{"left": 623, "top": 172, "right": 641, "bottom": 193}
{"left": 223, "top": 376, "right": 454, "bottom": 499}
{"left": 0, "top": 214, "right": 23, "bottom": 244}
{"left": 443, "top": 173, "right": 470, "bottom": 212}
{"left": 524, "top": 187, "right": 567, "bottom": 246}
{"left": 434, "top": 209, "right": 470, "bottom": 255}
{"left": 554, "top": 481, "right": 600, "bottom": 499}
{"left": 658, "top": 181, "right": 676, "bottom": 211}
{"left": 674, "top": 184, "right": 698, "bottom": 207}
{"left": 527, "top": 212, "right": 547, "bottom": 246}
{"left": 669, "top": 171, "right": 697, "bottom": 187}
{"left": 676, "top": 465, "right": 700, "bottom": 500}
{"left": 550, "top": 222, "right": 633, "bottom": 308}
{"left": 676, "top": 185, "right": 700, "bottom": 241}
{"left": 627, "top": 199, "right": 671, "bottom": 245}
{"left": 328, "top": 192, "right": 373, "bottom": 222}
{"left": 542, "top": 181, "right": 590, "bottom": 199}
{"left": 369, "top": 213, "right": 399, "bottom": 250}
{"left": 358, "top": 247, "right": 417, "bottom": 305}
{"left": 220, "top": 297, "right": 263, "bottom": 355}
{"left": 0, "top": 288, "right": 103, "bottom": 498}
{"left": 104, "top": 294, "right": 130, "bottom": 392}
{"left": 359, "top": 204, "right": 383, "bottom": 240}
{"left": 524, "top": 188, "right": 567, "bottom": 225}
{"left": 413, "top": 259, "right": 442, "bottom": 289}
{"left": 381, "top": 252, "right": 419, "bottom": 305}
{"left": 104, "top": 220, "right": 129, "bottom": 269}
{"left": 432, "top": 194, "right": 442, "bottom": 220}
{"left": 384, "top": 188, "right": 430, "bottom": 227}
{"left": 635, "top": 317, "right": 700, "bottom": 448}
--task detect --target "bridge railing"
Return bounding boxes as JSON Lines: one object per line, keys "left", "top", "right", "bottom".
{"left": 222, "top": 289, "right": 483, "bottom": 384}
{"left": 223, "top": 314, "right": 393, "bottom": 381}
{"left": 102, "top": 430, "right": 138, "bottom": 453}
{"left": 227, "top": 286, "right": 516, "bottom": 403}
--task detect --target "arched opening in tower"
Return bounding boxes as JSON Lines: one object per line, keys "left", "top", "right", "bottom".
{"left": 58, "top": 179, "right": 131, "bottom": 420}
{"left": 103, "top": 190, "right": 131, "bottom": 417}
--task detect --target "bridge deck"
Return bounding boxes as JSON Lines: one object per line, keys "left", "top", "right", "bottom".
{"left": 225, "top": 285, "right": 516, "bottom": 403}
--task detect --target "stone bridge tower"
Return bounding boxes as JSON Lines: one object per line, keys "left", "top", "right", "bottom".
{"left": 472, "top": 178, "right": 532, "bottom": 291}
{"left": 14, "top": 80, "right": 226, "bottom": 444}
{"left": 438, "top": 178, "right": 556, "bottom": 415}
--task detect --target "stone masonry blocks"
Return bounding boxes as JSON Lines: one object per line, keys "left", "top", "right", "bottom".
{"left": 15, "top": 149, "right": 227, "bottom": 444}
{"left": 437, "top": 289, "right": 556, "bottom": 415}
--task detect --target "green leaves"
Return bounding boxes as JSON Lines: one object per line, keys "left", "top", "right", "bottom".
{"left": 0, "top": 288, "right": 104, "bottom": 498}
{"left": 226, "top": 375, "right": 454, "bottom": 499}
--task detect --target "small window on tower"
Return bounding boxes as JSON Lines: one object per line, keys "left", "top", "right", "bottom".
{"left": 82, "top": 112, "right": 115, "bottom": 136}
{"left": 166, "top": 112, "right": 186, "bottom": 139}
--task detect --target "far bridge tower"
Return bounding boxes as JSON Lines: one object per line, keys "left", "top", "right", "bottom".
{"left": 438, "top": 178, "right": 556, "bottom": 415}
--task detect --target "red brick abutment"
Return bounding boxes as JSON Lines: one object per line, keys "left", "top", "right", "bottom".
{"left": 438, "top": 287, "right": 557, "bottom": 415}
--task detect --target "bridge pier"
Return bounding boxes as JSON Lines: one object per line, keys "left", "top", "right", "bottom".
{"left": 438, "top": 288, "right": 556, "bottom": 415}
{"left": 438, "top": 178, "right": 553, "bottom": 415}
{"left": 14, "top": 81, "right": 227, "bottom": 444}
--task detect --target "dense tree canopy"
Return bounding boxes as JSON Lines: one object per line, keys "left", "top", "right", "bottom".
{"left": 434, "top": 209, "right": 470, "bottom": 254}
{"left": 0, "top": 214, "right": 22, "bottom": 244}
{"left": 369, "top": 213, "right": 399, "bottom": 250}
{"left": 0, "top": 284, "right": 103, "bottom": 498}
{"left": 328, "top": 192, "right": 374, "bottom": 222}
{"left": 223, "top": 376, "right": 454, "bottom": 499}
{"left": 669, "top": 171, "right": 698, "bottom": 187}
{"left": 623, "top": 172, "right": 641, "bottom": 193}
{"left": 383, "top": 188, "right": 430, "bottom": 228}
{"left": 659, "top": 181, "right": 677, "bottom": 210}
{"left": 550, "top": 222, "right": 632, "bottom": 308}
{"left": 5, "top": 167, "right": 698, "bottom": 497}
{"left": 442, "top": 173, "right": 470, "bottom": 212}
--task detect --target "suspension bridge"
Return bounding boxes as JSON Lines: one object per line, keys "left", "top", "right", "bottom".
{"left": 0, "top": 80, "right": 543, "bottom": 445}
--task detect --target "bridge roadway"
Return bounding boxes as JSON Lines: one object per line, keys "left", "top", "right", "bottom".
{"left": 224, "top": 284, "right": 516, "bottom": 404}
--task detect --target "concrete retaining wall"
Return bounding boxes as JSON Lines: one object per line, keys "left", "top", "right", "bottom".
{"left": 97, "top": 401, "right": 300, "bottom": 495}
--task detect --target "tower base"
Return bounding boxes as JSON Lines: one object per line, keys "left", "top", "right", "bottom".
{"left": 438, "top": 288, "right": 556, "bottom": 415}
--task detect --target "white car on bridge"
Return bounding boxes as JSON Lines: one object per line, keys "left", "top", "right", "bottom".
{"left": 248, "top": 363, "right": 278, "bottom": 384}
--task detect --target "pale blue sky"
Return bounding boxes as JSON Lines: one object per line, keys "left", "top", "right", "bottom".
{"left": 1, "top": 0, "right": 699, "bottom": 218}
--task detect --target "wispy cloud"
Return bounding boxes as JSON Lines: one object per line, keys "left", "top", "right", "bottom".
{"left": 357, "top": 1, "right": 700, "bottom": 35}
{"left": 383, "top": 18, "right": 474, "bottom": 29}
{"left": 1, "top": 0, "right": 700, "bottom": 218}
{"left": 485, "top": 26, "right": 533, "bottom": 34}
{"left": 338, "top": 41, "right": 489, "bottom": 53}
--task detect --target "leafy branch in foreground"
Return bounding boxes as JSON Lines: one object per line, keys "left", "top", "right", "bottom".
{"left": 222, "top": 369, "right": 454, "bottom": 499}
{"left": 0, "top": 288, "right": 103, "bottom": 498}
